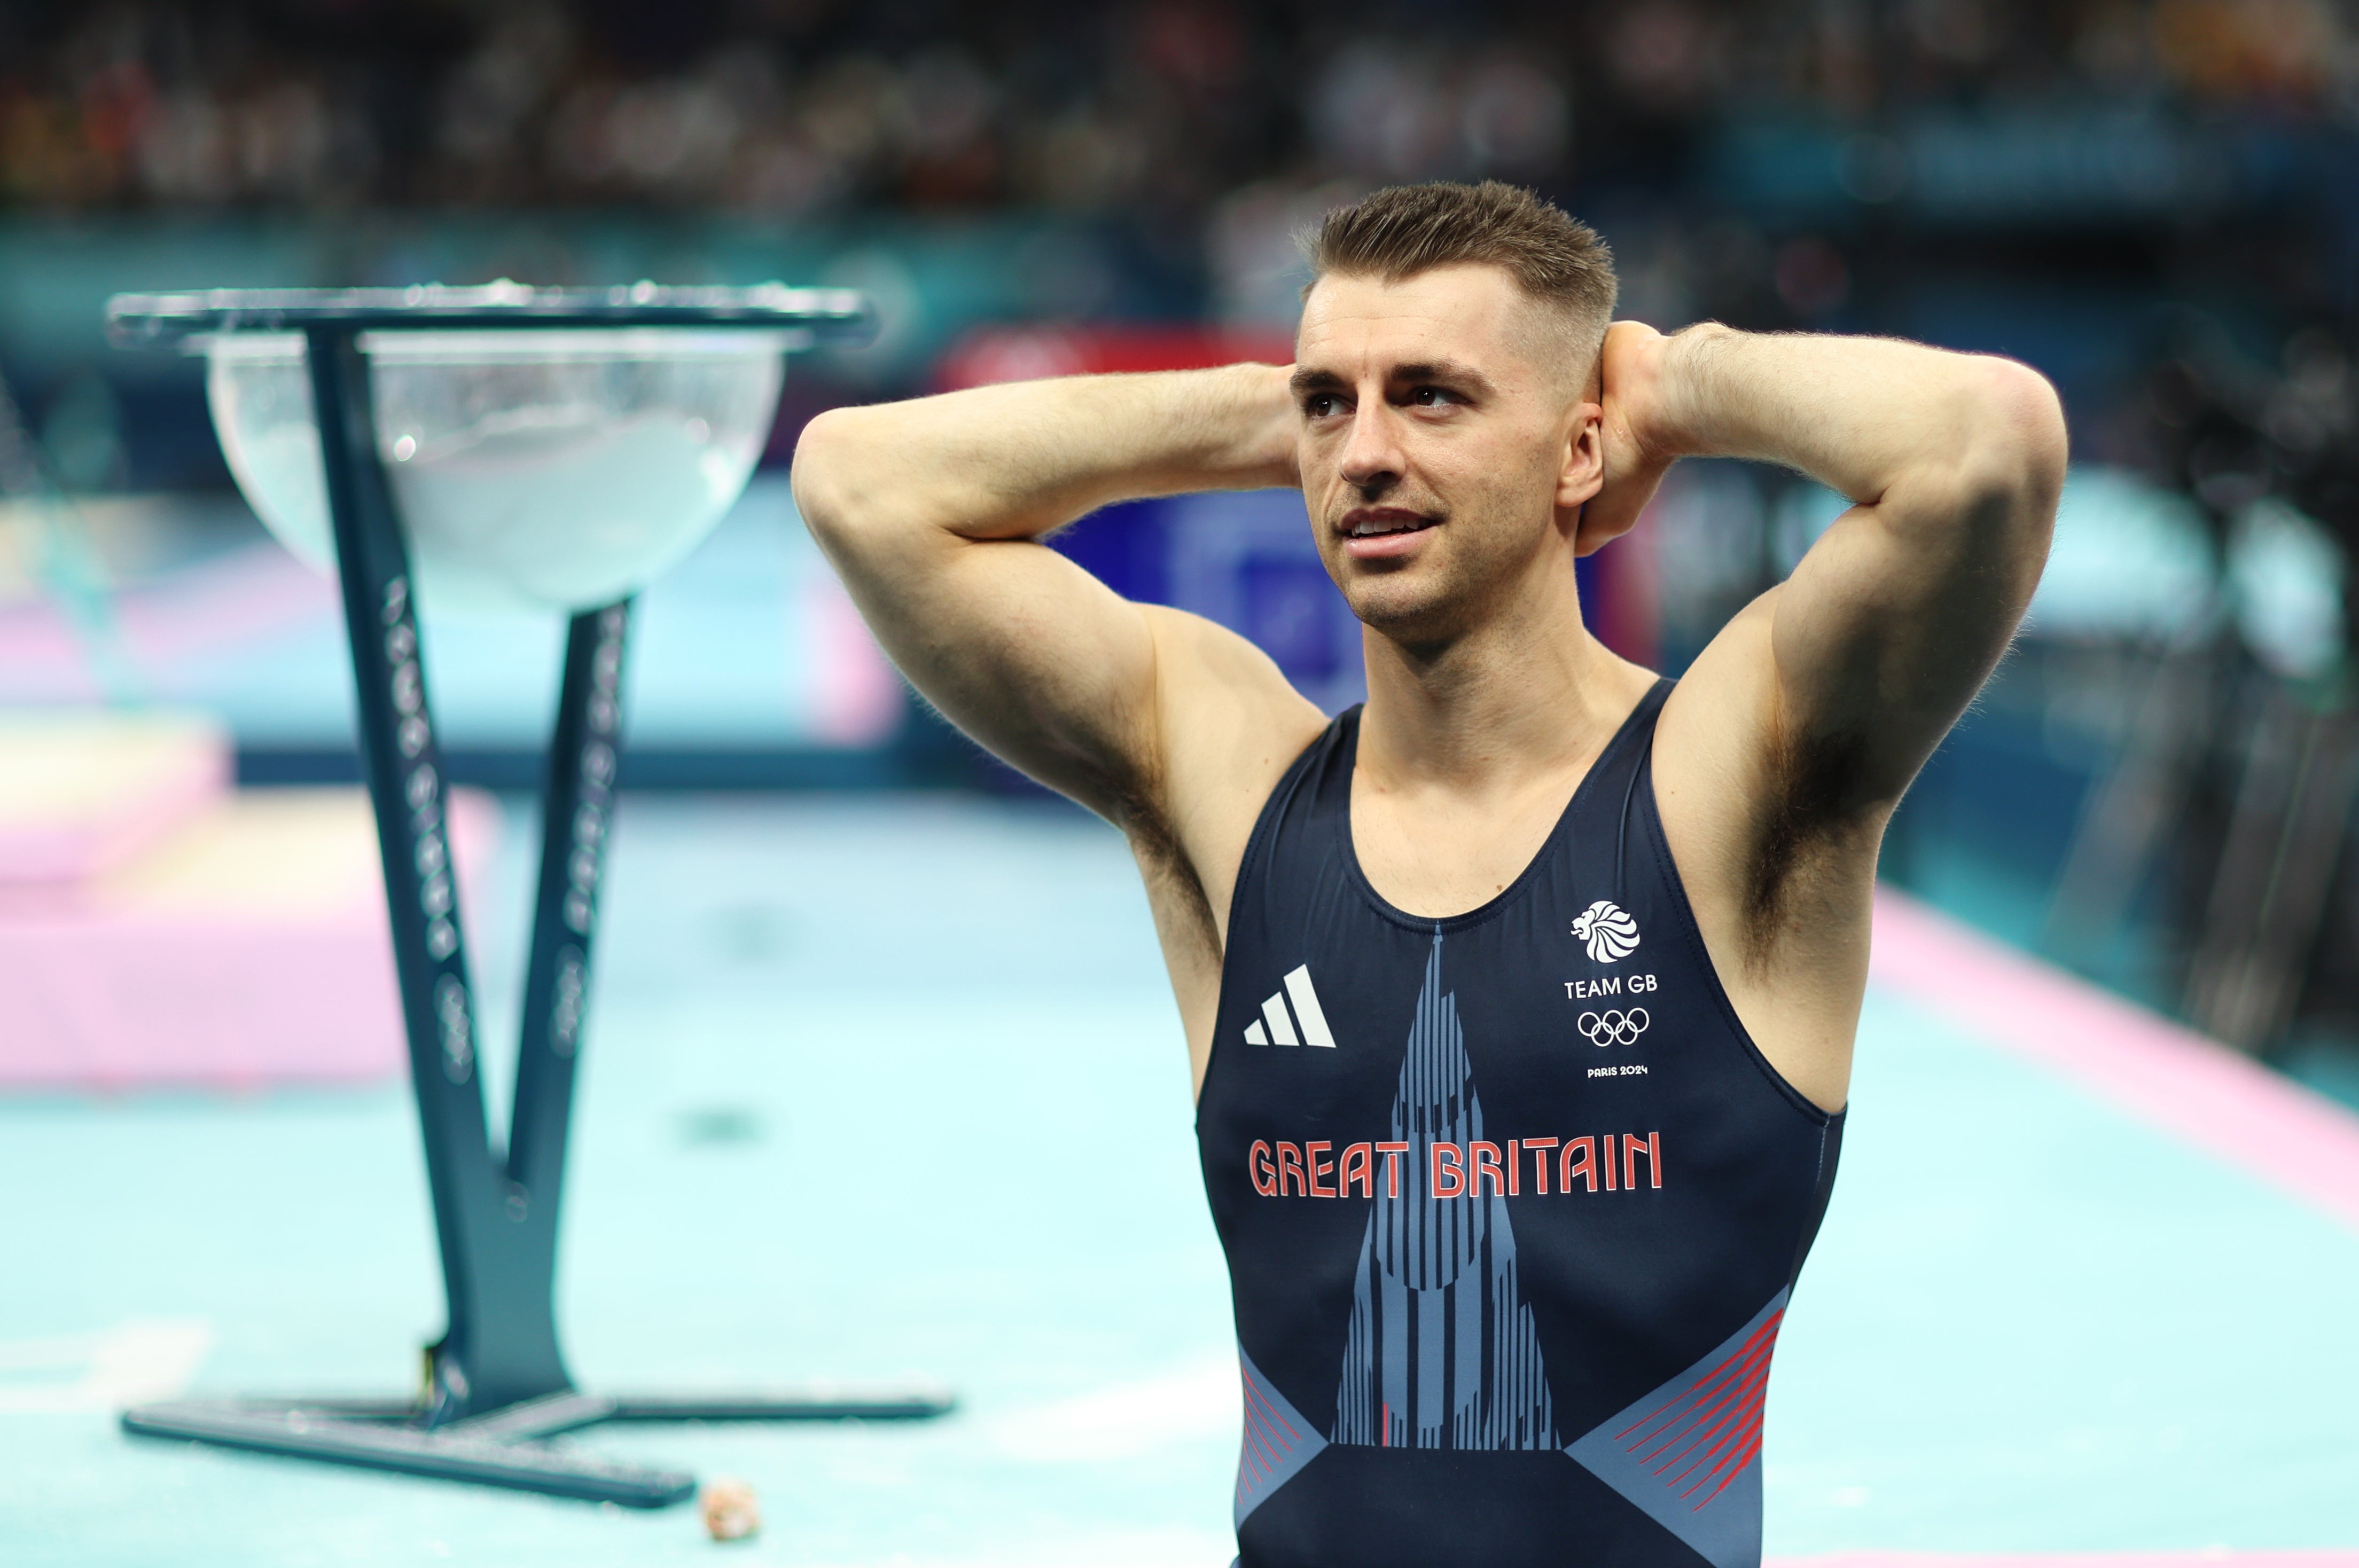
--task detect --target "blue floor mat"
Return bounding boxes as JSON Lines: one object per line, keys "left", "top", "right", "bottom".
{"left": 1, "top": 796, "right": 2354, "bottom": 1565}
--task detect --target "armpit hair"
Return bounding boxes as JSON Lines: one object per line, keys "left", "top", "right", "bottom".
{"left": 1116, "top": 751, "right": 1222, "bottom": 968}
{"left": 1743, "top": 701, "right": 1873, "bottom": 975}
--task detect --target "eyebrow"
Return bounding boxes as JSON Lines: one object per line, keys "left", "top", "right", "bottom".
{"left": 1287, "top": 359, "right": 1497, "bottom": 398}
{"left": 1393, "top": 359, "right": 1495, "bottom": 396}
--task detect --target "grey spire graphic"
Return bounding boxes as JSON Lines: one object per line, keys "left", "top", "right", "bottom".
{"left": 1332, "top": 934, "right": 1556, "bottom": 1449}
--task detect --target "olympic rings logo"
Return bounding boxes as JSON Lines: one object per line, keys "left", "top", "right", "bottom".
{"left": 1577, "top": 1008, "right": 1649, "bottom": 1048}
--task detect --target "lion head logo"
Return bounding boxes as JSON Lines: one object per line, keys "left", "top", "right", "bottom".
{"left": 1571, "top": 899, "right": 1641, "bottom": 964}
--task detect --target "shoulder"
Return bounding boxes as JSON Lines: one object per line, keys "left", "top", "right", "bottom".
{"left": 1655, "top": 591, "right": 1780, "bottom": 810}
{"left": 1137, "top": 605, "right": 1326, "bottom": 758}
{"left": 1134, "top": 606, "right": 1329, "bottom": 929}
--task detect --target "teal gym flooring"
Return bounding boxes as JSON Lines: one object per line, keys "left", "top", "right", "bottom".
{"left": 3, "top": 793, "right": 2356, "bottom": 1566}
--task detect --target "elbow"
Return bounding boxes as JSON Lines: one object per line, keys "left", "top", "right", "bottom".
{"left": 792, "top": 405, "right": 887, "bottom": 554}
{"left": 1945, "top": 357, "right": 2067, "bottom": 543}
{"left": 1975, "top": 357, "right": 2067, "bottom": 507}
{"left": 789, "top": 406, "right": 860, "bottom": 546}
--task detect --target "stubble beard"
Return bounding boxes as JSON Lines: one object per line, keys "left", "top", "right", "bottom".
{"left": 1333, "top": 499, "right": 1571, "bottom": 665}
{"left": 1332, "top": 524, "right": 1497, "bottom": 661}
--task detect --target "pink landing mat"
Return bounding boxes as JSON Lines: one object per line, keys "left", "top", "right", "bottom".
{"left": 1870, "top": 887, "right": 2359, "bottom": 1235}
{"left": 1774, "top": 1556, "right": 2359, "bottom": 1568}
{"left": 0, "top": 787, "right": 498, "bottom": 1089}
{"left": 0, "top": 711, "right": 230, "bottom": 893}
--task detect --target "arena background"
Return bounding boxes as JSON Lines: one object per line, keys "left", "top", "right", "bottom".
{"left": 3, "top": 3, "right": 2357, "bottom": 1564}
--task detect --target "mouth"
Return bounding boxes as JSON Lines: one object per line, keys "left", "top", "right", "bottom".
{"left": 1338, "top": 508, "right": 1439, "bottom": 559}
{"left": 1341, "top": 507, "right": 1435, "bottom": 538}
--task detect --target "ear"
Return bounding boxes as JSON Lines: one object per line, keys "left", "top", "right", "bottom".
{"left": 1553, "top": 397, "right": 1606, "bottom": 538}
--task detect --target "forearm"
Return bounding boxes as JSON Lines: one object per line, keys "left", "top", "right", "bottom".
{"left": 1649, "top": 325, "right": 2063, "bottom": 515}
{"left": 793, "top": 363, "right": 1298, "bottom": 546}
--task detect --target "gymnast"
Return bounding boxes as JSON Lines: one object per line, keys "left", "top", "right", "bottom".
{"left": 793, "top": 179, "right": 2062, "bottom": 1567}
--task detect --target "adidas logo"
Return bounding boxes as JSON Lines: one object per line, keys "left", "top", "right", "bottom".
{"left": 1244, "top": 965, "right": 1337, "bottom": 1048}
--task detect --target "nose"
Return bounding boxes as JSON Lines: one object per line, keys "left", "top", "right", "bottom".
{"left": 1336, "top": 395, "right": 1405, "bottom": 492}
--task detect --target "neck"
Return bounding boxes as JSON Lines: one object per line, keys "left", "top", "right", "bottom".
{"left": 1355, "top": 558, "right": 1646, "bottom": 797}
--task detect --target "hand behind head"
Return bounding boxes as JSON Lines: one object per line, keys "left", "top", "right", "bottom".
{"left": 1573, "top": 320, "right": 1676, "bottom": 555}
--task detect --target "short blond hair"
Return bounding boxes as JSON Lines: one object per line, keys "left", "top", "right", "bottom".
{"left": 1306, "top": 181, "right": 1618, "bottom": 377}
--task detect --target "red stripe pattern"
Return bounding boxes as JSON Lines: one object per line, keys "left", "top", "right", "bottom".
{"left": 1233, "top": 1349, "right": 1327, "bottom": 1525}
{"left": 1612, "top": 1309, "right": 1783, "bottom": 1512}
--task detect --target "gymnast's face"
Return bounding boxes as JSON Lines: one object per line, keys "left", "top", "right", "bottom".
{"left": 1292, "top": 263, "right": 1603, "bottom": 652}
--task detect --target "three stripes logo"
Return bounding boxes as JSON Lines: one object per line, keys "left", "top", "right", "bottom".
{"left": 1244, "top": 965, "right": 1337, "bottom": 1049}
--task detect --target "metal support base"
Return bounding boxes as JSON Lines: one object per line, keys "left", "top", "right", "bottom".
{"left": 122, "top": 1389, "right": 954, "bottom": 1508}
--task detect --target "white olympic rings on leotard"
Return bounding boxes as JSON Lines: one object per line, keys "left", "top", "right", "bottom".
{"left": 1577, "top": 1008, "right": 1649, "bottom": 1047}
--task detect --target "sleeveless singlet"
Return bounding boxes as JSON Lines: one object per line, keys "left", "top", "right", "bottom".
{"left": 1197, "top": 680, "right": 1843, "bottom": 1568}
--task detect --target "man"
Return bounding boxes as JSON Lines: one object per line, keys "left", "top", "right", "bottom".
{"left": 792, "top": 182, "right": 2061, "bottom": 1566}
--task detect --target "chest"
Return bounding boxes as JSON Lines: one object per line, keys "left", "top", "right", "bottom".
{"left": 1346, "top": 772, "right": 1593, "bottom": 921}
{"left": 1214, "top": 852, "right": 1691, "bottom": 1136}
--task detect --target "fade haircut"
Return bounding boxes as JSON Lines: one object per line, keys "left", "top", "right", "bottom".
{"left": 1305, "top": 181, "right": 1618, "bottom": 390}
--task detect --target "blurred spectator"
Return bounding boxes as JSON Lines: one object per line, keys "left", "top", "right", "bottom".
{"left": 15, "top": 1, "right": 2359, "bottom": 1069}
{"left": 7, "top": 1, "right": 2349, "bottom": 221}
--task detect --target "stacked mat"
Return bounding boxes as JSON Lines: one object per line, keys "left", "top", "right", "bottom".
{"left": 0, "top": 711, "right": 495, "bottom": 1087}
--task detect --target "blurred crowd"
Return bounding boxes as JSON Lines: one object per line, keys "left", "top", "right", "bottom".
{"left": 9, "top": 2, "right": 2359, "bottom": 1064}
{"left": 0, "top": 0, "right": 2353, "bottom": 217}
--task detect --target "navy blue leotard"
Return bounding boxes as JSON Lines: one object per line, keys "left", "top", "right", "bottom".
{"left": 1197, "top": 680, "right": 1843, "bottom": 1568}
